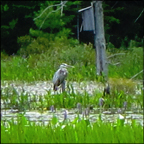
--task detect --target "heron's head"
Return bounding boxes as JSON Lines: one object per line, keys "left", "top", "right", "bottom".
{"left": 59, "top": 63, "right": 74, "bottom": 69}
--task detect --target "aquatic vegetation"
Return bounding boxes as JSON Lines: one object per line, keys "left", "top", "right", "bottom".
{"left": 1, "top": 114, "right": 143, "bottom": 143}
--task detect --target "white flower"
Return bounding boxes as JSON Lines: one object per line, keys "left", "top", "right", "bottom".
{"left": 61, "top": 125, "right": 66, "bottom": 129}
{"left": 118, "top": 114, "right": 124, "bottom": 120}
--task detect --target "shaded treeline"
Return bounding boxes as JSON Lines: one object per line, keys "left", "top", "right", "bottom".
{"left": 1, "top": 1, "right": 143, "bottom": 55}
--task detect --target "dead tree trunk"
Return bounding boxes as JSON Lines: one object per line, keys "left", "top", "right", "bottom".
{"left": 93, "top": 1, "right": 108, "bottom": 80}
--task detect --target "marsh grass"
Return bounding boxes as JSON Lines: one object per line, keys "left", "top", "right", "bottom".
{"left": 1, "top": 114, "right": 143, "bottom": 143}
{"left": 1, "top": 83, "right": 143, "bottom": 111}
{"left": 1, "top": 38, "right": 143, "bottom": 82}
{"left": 1, "top": 33, "right": 143, "bottom": 143}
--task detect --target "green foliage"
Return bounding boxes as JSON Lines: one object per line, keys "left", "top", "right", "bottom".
{"left": 1, "top": 33, "right": 143, "bottom": 82}
{"left": 129, "top": 35, "right": 144, "bottom": 48}
{"left": 1, "top": 51, "right": 9, "bottom": 60}
{"left": 17, "top": 34, "right": 53, "bottom": 56}
{"left": 56, "top": 28, "right": 72, "bottom": 38}
{"left": 105, "top": 16, "right": 120, "bottom": 24}
{"left": 1, "top": 1, "right": 143, "bottom": 54}
{"left": 59, "top": 43, "right": 95, "bottom": 65}
{"left": 17, "top": 35, "right": 33, "bottom": 48}
{"left": 109, "top": 78, "right": 136, "bottom": 94}
{"left": 34, "top": 1, "right": 65, "bottom": 31}
{"left": 107, "top": 42, "right": 115, "bottom": 49}
{"left": 1, "top": 2, "right": 143, "bottom": 82}
{"left": 31, "top": 0, "right": 82, "bottom": 41}
{"left": 29, "top": 28, "right": 55, "bottom": 40}
{"left": 1, "top": 115, "right": 143, "bottom": 143}
{"left": 9, "top": 18, "right": 18, "bottom": 29}
{"left": 3, "top": 4, "right": 9, "bottom": 11}
{"left": 1, "top": 1, "right": 42, "bottom": 54}
{"left": 108, "top": 47, "right": 143, "bottom": 79}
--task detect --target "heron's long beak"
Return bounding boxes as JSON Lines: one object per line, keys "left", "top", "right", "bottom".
{"left": 69, "top": 65, "right": 74, "bottom": 68}
{"left": 67, "top": 65, "right": 74, "bottom": 68}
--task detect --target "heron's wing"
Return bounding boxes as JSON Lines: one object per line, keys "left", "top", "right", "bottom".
{"left": 52, "top": 70, "right": 59, "bottom": 84}
{"left": 52, "top": 68, "right": 68, "bottom": 85}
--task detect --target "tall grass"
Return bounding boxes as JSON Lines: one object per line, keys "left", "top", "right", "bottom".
{"left": 1, "top": 115, "right": 143, "bottom": 143}
{"left": 1, "top": 37, "right": 143, "bottom": 82}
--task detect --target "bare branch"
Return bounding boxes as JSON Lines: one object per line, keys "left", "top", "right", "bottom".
{"left": 130, "top": 70, "right": 143, "bottom": 80}
{"left": 61, "top": 1, "right": 63, "bottom": 16}
{"left": 111, "top": 1, "right": 118, "bottom": 9}
{"left": 60, "top": 1, "right": 67, "bottom": 16}
{"left": 134, "top": 8, "right": 144, "bottom": 23}
{"left": 34, "top": 3, "right": 61, "bottom": 21}
{"left": 107, "top": 62, "right": 121, "bottom": 66}
{"left": 107, "top": 53, "right": 125, "bottom": 59}
{"left": 39, "top": 6, "right": 62, "bottom": 30}
{"left": 33, "top": 1, "right": 67, "bottom": 30}
{"left": 33, "top": 1, "right": 67, "bottom": 21}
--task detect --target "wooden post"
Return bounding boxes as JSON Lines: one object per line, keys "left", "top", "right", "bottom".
{"left": 93, "top": 1, "right": 108, "bottom": 80}
{"left": 77, "top": 5, "right": 79, "bottom": 40}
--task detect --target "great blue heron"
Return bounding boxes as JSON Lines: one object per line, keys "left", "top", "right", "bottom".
{"left": 52, "top": 63, "right": 74, "bottom": 92}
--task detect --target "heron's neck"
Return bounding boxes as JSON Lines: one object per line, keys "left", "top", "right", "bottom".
{"left": 60, "top": 65, "right": 66, "bottom": 69}
{"left": 60, "top": 67, "right": 67, "bottom": 70}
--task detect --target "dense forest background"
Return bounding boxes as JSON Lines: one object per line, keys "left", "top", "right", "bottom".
{"left": 1, "top": 1, "right": 143, "bottom": 55}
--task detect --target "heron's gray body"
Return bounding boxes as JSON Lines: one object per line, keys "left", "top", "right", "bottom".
{"left": 53, "top": 68, "right": 68, "bottom": 91}
{"left": 52, "top": 63, "right": 72, "bottom": 92}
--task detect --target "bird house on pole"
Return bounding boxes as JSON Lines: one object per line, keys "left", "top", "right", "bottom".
{"left": 78, "top": 2, "right": 108, "bottom": 80}
{"left": 77, "top": 3, "right": 96, "bottom": 46}
{"left": 78, "top": 5, "right": 95, "bottom": 33}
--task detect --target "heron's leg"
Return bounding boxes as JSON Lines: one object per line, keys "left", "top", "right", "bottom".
{"left": 61, "top": 81, "right": 65, "bottom": 92}
{"left": 61, "top": 81, "right": 66, "bottom": 108}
